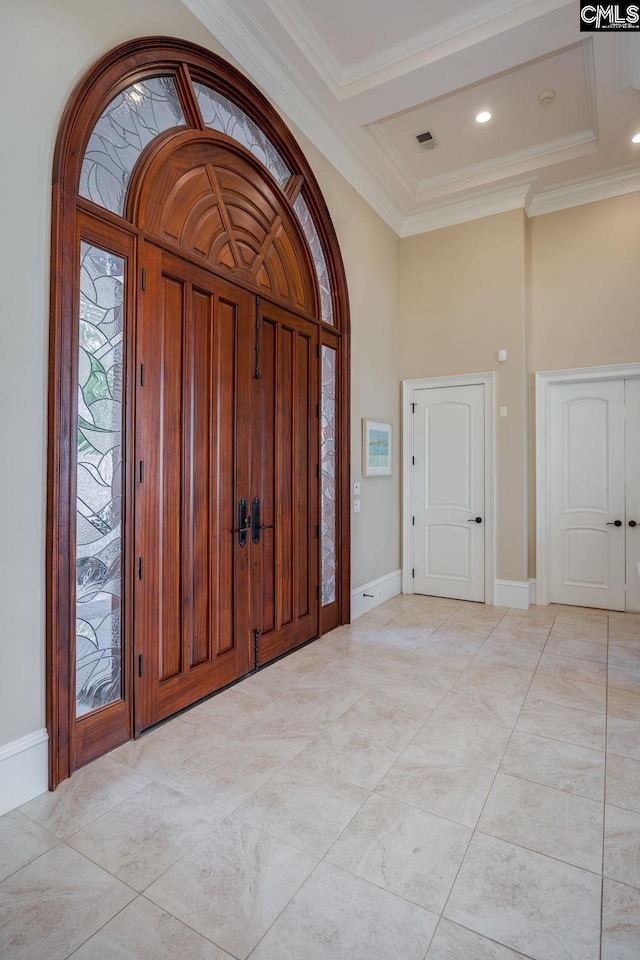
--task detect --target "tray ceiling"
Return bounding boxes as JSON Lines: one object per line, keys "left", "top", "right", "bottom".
{"left": 182, "top": 0, "right": 640, "bottom": 234}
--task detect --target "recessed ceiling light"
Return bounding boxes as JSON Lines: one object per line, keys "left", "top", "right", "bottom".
{"left": 476, "top": 111, "right": 491, "bottom": 123}
{"left": 633, "top": 133, "right": 640, "bottom": 144}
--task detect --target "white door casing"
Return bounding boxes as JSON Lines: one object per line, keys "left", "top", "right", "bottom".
{"left": 626, "top": 378, "right": 640, "bottom": 612}
{"left": 548, "top": 379, "right": 626, "bottom": 610}
{"left": 412, "top": 383, "right": 485, "bottom": 602}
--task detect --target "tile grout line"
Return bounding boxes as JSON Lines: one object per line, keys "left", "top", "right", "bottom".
{"left": 435, "top": 605, "right": 557, "bottom": 934}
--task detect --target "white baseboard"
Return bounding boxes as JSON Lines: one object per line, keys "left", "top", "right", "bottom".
{"left": 352, "top": 569, "right": 402, "bottom": 620}
{"left": 529, "top": 579, "right": 537, "bottom": 606}
{"left": 0, "top": 729, "right": 49, "bottom": 816}
{"left": 494, "top": 580, "right": 531, "bottom": 610}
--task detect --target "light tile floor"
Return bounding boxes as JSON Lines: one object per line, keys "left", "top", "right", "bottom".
{"left": 2, "top": 596, "right": 640, "bottom": 959}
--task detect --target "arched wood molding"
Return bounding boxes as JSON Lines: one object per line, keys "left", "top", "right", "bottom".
{"left": 48, "top": 37, "right": 351, "bottom": 789}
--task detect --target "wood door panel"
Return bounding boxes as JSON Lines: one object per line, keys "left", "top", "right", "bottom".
{"left": 253, "top": 303, "right": 320, "bottom": 665}
{"left": 132, "top": 135, "right": 318, "bottom": 317}
{"left": 135, "top": 245, "right": 252, "bottom": 729}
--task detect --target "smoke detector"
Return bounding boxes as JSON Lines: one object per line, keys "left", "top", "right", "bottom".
{"left": 537, "top": 89, "right": 556, "bottom": 105}
{"left": 416, "top": 130, "right": 437, "bottom": 150}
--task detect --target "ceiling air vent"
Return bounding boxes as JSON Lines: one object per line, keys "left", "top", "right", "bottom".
{"left": 416, "top": 130, "right": 437, "bottom": 151}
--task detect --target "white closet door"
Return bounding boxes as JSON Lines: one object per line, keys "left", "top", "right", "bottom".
{"left": 413, "top": 384, "right": 485, "bottom": 602}
{"left": 626, "top": 378, "right": 640, "bottom": 612}
{"left": 549, "top": 380, "right": 626, "bottom": 610}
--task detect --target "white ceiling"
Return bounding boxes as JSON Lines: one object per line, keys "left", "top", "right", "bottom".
{"left": 183, "top": 0, "right": 640, "bottom": 234}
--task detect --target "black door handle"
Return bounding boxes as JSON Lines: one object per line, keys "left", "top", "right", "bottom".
{"left": 467, "top": 517, "right": 483, "bottom": 524}
{"left": 235, "top": 498, "right": 249, "bottom": 547}
{"left": 606, "top": 520, "right": 623, "bottom": 527}
{"left": 252, "top": 497, "right": 274, "bottom": 544}
{"left": 630, "top": 521, "right": 637, "bottom": 528}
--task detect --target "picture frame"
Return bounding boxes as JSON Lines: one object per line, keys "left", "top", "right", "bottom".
{"left": 362, "top": 418, "right": 393, "bottom": 477}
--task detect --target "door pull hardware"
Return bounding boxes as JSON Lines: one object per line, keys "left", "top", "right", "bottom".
{"left": 140, "top": 363, "right": 145, "bottom": 386}
{"left": 138, "top": 654, "right": 144, "bottom": 678}
{"left": 254, "top": 629, "right": 261, "bottom": 669}
{"left": 139, "top": 460, "right": 144, "bottom": 484}
{"left": 254, "top": 296, "right": 261, "bottom": 379}
{"left": 141, "top": 267, "right": 147, "bottom": 291}
{"left": 251, "top": 497, "right": 274, "bottom": 544}
{"left": 138, "top": 557, "right": 143, "bottom": 580}
{"left": 235, "top": 498, "right": 250, "bottom": 547}
{"left": 363, "top": 593, "right": 374, "bottom": 598}
{"left": 606, "top": 520, "right": 623, "bottom": 527}
{"left": 630, "top": 521, "right": 638, "bottom": 528}
{"left": 468, "top": 517, "right": 483, "bottom": 523}
{"left": 411, "top": 402, "right": 417, "bottom": 413}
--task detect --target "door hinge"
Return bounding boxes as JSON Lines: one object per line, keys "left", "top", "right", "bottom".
{"left": 254, "top": 629, "right": 261, "bottom": 670}
{"left": 412, "top": 456, "right": 415, "bottom": 466}
{"left": 317, "top": 465, "right": 321, "bottom": 480}
{"left": 412, "top": 516, "right": 415, "bottom": 526}
{"left": 316, "top": 403, "right": 321, "bottom": 418}
{"left": 411, "top": 402, "right": 416, "bottom": 413}
{"left": 412, "top": 568, "right": 415, "bottom": 578}
{"left": 138, "top": 654, "right": 144, "bottom": 677}
{"left": 139, "top": 460, "right": 144, "bottom": 484}
{"left": 317, "top": 524, "right": 320, "bottom": 539}
{"left": 138, "top": 557, "right": 144, "bottom": 580}
{"left": 141, "top": 267, "right": 147, "bottom": 291}
{"left": 140, "top": 363, "right": 145, "bottom": 386}
{"left": 317, "top": 586, "right": 322, "bottom": 601}
{"left": 317, "top": 343, "right": 322, "bottom": 359}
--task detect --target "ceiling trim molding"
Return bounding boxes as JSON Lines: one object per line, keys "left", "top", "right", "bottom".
{"left": 615, "top": 34, "right": 640, "bottom": 95}
{"left": 265, "top": 0, "right": 576, "bottom": 99}
{"left": 528, "top": 165, "right": 640, "bottom": 216}
{"left": 181, "top": 0, "right": 405, "bottom": 233}
{"left": 401, "top": 181, "right": 535, "bottom": 236}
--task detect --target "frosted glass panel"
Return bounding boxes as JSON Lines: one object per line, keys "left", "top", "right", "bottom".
{"left": 79, "top": 77, "right": 185, "bottom": 215}
{"left": 293, "top": 194, "right": 334, "bottom": 325}
{"left": 75, "top": 243, "right": 125, "bottom": 717}
{"left": 321, "top": 345, "right": 337, "bottom": 605}
{"left": 194, "top": 82, "right": 290, "bottom": 188}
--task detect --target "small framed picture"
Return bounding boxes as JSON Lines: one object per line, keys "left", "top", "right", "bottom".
{"left": 362, "top": 419, "right": 392, "bottom": 477}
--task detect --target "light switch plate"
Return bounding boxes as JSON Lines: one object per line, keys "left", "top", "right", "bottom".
{"left": 353, "top": 499, "right": 361, "bottom": 513}
{"left": 353, "top": 482, "right": 361, "bottom": 495}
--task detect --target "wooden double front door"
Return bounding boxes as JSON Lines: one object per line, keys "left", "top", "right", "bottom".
{"left": 134, "top": 244, "right": 320, "bottom": 730}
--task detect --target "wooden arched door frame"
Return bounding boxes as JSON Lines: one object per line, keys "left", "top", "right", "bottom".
{"left": 48, "top": 37, "right": 350, "bottom": 789}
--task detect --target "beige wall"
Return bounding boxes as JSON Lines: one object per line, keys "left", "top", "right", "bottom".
{"left": 0, "top": 0, "right": 401, "bottom": 748}
{"left": 400, "top": 210, "right": 529, "bottom": 583}
{"left": 399, "top": 195, "right": 640, "bottom": 584}
{"left": 527, "top": 193, "right": 640, "bottom": 572}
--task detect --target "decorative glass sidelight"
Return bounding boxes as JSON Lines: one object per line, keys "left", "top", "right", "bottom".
{"left": 79, "top": 77, "right": 186, "bottom": 215}
{"left": 321, "top": 345, "right": 337, "bottom": 605}
{"left": 75, "top": 243, "right": 125, "bottom": 717}
{"left": 293, "top": 194, "right": 334, "bottom": 325}
{"left": 194, "top": 82, "right": 291, "bottom": 188}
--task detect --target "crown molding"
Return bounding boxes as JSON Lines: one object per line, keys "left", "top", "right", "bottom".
{"left": 402, "top": 181, "right": 536, "bottom": 236}
{"left": 181, "top": 0, "right": 405, "bottom": 233}
{"left": 616, "top": 34, "right": 640, "bottom": 95}
{"left": 265, "top": 0, "right": 576, "bottom": 100}
{"left": 340, "top": 0, "right": 575, "bottom": 95}
{"left": 415, "top": 129, "right": 598, "bottom": 196}
{"left": 528, "top": 165, "right": 640, "bottom": 217}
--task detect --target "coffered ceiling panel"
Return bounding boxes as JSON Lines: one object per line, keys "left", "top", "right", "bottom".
{"left": 181, "top": 0, "right": 640, "bottom": 234}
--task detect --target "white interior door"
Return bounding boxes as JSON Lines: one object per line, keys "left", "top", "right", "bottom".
{"left": 549, "top": 380, "right": 626, "bottom": 610}
{"left": 626, "top": 378, "right": 640, "bottom": 612}
{"left": 413, "top": 384, "right": 485, "bottom": 602}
